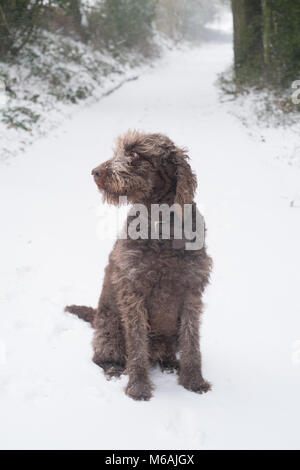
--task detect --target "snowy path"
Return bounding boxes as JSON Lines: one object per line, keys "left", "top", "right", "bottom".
{"left": 1, "top": 42, "right": 300, "bottom": 450}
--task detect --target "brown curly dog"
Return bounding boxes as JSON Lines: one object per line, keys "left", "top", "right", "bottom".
{"left": 66, "top": 130, "right": 212, "bottom": 401}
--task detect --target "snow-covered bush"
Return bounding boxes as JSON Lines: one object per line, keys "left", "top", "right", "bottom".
{"left": 0, "top": 29, "right": 140, "bottom": 159}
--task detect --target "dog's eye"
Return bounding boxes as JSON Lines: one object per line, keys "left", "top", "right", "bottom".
{"left": 130, "top": 152, "right": 139, "bottom": 159}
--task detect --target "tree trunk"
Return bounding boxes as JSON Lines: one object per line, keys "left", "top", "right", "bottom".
{"left": 69, "top": 0, "right": 89, "bottom": 42}
{"left": 231, "top": 0, "right": 264, "bottom": 84}
{"left": 262, "top": 0, "right": 300, "bottom": 87}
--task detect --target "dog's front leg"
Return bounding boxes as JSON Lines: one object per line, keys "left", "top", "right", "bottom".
{"left": 178, "top": 296, "right": 211, "bottom": 394}
{"left": 118, "top": 283, "right": 153, "bottom": 401}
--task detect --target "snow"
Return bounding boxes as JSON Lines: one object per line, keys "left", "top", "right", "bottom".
{"left": 1, "top": 36, "right": 300, "bottom": 450}
{"left": 0, "top": 30, "right": 150, "bottom": 162}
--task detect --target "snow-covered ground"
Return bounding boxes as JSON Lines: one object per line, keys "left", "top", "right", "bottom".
{"left": 1, "top": 38, "right": 300, "bottom": 450}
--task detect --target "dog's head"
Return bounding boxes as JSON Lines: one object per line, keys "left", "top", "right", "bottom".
{"left": 92, "top": 130, "right": 197, "bottom": 208}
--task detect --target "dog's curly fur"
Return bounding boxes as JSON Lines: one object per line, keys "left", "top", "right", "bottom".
{"left": 66, "top": 130, "right": 212, "bottom": 401}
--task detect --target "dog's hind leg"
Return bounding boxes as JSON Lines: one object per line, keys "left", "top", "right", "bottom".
{"left": 92, "top": 262, "right": 127, "bottom": 379}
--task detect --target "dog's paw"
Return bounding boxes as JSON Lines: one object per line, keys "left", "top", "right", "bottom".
{"left": 93, "top": 356, "right": 125, "bottom": 379}
{"left": 179, "top": 373, "right": 212, "bottom": 395}
{"left": 126, "top": 379, "right": 153, "bottom": 401}
{"left": 104, "top": 364, "right": 126, "bottom": 380}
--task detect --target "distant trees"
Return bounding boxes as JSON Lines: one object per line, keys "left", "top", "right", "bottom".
{"left": 232, "top": 0, "right": 300, "bottom": 87}
{"left": 155, "top": 0, "right": 217, "bottom": 42}
{"left": 89, "top": 0, "right": 156, "bottom": 54}
{"left": 0, "top": 0, "right": 221, "bottom": 61}
{"left": 0, "top": 0, "right": 89, "bottom": 58}
{"left": 0, "top": 0, "right": 157, "bottom": 59}
{"left": 51, "top": 0, "right": 89, "bottom": 42}
{"left": 0, "top": 0, "right": 43, "bottom": 57}
{"left": 155, "top": 0, "right": 180, "bottom": 41}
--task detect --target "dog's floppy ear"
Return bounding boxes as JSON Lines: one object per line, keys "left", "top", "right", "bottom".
{"left": 173, "top": 148, "right": 197, "bottom": 210}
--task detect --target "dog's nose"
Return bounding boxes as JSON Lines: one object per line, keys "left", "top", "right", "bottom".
{"left": 92, "top": 166, "right": 101, "bottom": 178}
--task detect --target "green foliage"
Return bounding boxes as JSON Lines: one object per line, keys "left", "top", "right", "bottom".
{"left": 0, "top": 0, "right": 43, "bottom": 58}
{"left": 48, "top": 0, "right": 89, "bottom": 42}
{"left": 2, "top": 106, "right": 40, "bottom": 131}
{"left": 89, "top": 0, "right": 156, "bottom": 55}
{"left": 0, "top": 27, "right": 127, "bottom": 155}
{"left": 232, "top": 0, "right": 264, "bottom": 85}
{"left": 0, "top": 0, "right": 157, "bottom": 60}
{"left": 232, "top": 0, "right": 300, "bottom": 88}
{"left": 262, "top": 0, "right": 300, "bottom": 86}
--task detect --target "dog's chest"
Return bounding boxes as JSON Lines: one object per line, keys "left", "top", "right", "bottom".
{"left": 136, "top": 248, "right": 185, "bottom": 286}
{"left": 141, "top": 251, "right": 187, "bottom": 336}
{"left": 113, "top": 240, "right": 203, "bottom": 336}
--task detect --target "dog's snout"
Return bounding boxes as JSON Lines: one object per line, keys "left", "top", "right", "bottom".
{"left": 92, "top": 166, "right": 102, "bottom": 178}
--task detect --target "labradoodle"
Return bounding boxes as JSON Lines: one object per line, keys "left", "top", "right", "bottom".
{"left": 66, "top": 130, "right": 212, "bottom": 401}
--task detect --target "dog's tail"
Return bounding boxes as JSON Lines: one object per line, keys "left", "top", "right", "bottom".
{"left": 65, "top": 305, "right": 96, "bottom": 324}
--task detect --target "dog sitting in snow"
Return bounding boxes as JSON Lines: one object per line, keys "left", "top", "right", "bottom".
{"left": 66, "top": 130, "right": 212, "bottom": 401}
